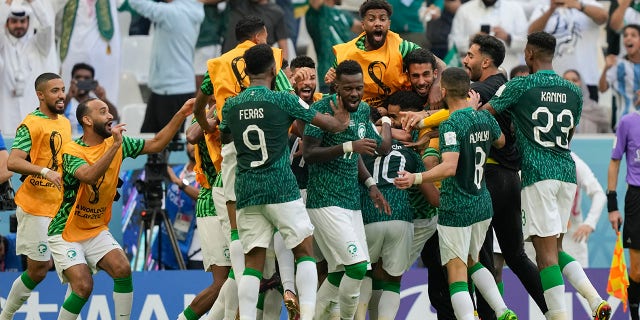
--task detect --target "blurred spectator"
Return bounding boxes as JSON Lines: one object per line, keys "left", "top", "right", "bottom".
{"left": 0, "top": 0, "right": 56, "bottom": 135}
{"left": 0, "top": 132, "right": 13, "bottom": 185}
{"left": 64, "top": 63, "right": 119, "bottom": 135}
{"left": 599, "top": 24, "right": 640, "bottom": 130}
{"left": 305, "top": 0, "right": 360, "bottom": 93}
{"left": 128, "top": 0, "right": 204, "bottom": 134}
{"left": 194, "top": 1, "right": 226, "bottom": 88}
{"left": 0, "top": 235, "right": 8, "bottom": 272}
{"left": 563, "top": 69, "right": 609, "bottom": 133}
{"left": 528, "top": 0, "right": 608, "bottom": 102}
{"left": 425, "top": 0, "right": 462, "bottom": 59}
{"left": 510, "top": 0, "right": 537, "bottom": 18}
{"left": 222, "top": 0, "right": 290, "bottom": 60}
{"left": 122, "top": 0, "right": 162, "bottom": 35}
{"left": 563, "top": 152, "right": 606, "bottom": 267}
{"left": 56, "top": 0, "right": 122, "bottom": 107}
{"left": 610, "top": 0, "right": 640, "bottom": 33}
{"left": 449, "top": 0, "right": 528, "bottom": 73}
{"left": 388, "top": 0, "right": 428, "bottom": 47}
{"left": 607, "top": 0, "right": 622, "bottom": 57}
{"left": 509, "top": 64, "right": 529, "bottom": 79}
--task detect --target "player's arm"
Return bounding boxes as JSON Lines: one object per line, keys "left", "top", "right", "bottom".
{"left": 394, "top": 151, "right": 458, "bottom": 189}
{"left": 418, "top": 180, "right": 440, "bottom": 207}
{"left": 607, "top": 158, "right": 623, "bottom": 232}
{"left": 358, "top": 157, "right": 391, "bottom": 215}
{"left": 572, "top": 154, "right": 606, "bottom": 242}
{"left": 376, "top": 120, "right": 392, "bottom": 155}
{"left": 194, "top": 72, "right": 217, "bottom": 133}
{"left": 307, "top": 98, "right": 350, "bottom": 133}
{"left": 142, "top": 99, "right": 194, "bottom": 154}
{"left": 186, "top": 107, "right": 217, "bottom": 144}
{"left": 302, "top": 135, "right": 378, "bottom": 163}
{"left": 7, "top": 126, "right": 61, "bottom": 187}
{"left": 0, "top": 148, "right": 11, "bottom": 184}
{"left": 73, "top": 124, "right": 126, "bottom": 185}
{"left": 493, "top": 133, "right": 505, "bottom": 149}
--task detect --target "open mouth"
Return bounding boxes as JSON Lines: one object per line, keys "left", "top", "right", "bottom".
{"left": 56, "top": 100, "right": 65, "bottom": 108}
{"left": 106, "top": 121, "right": 113, "bottom": 131}
{"left": 373, "top": 30, "right": 384, "bottom": 42}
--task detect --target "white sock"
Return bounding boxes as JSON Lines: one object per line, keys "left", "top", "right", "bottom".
{"left": 263, "top": 289, "right": 283, "bottom": 318}
{"left": 470, "top": 265, "right": 508, "bottom": 316}
{"left": 377, "top": 290, "right": 400, "bottom": 320}
{"left": 178, "top": 314, "right": 188, "bottom": 320}
{"left": 274, "top": 232, "right": 296, "bottom": 293}
{"left": 561, "top": 260, "right": 601, "bottom": 310}
{"left": 295, "top": 260, "right": 317, "bottom": 320}
{"left": 223, "top": 278, "right": 239, "bottom": 320}
{"left": 450, "top": 291, "right": 475, "bottom": 320}
{"left": 0, "top": 274, "right": 34, "bottom": 318}
{"left": 339, "top": 275, "right": 363, "bottom": 320}
{"left": 315, "top": 279, "right": 339, "bottom": 319}
{"left": 58, "top": 307, "right": 80, "bottom": 320}
{"left": 544, "top": 285, "right": 567, "bottom": 320}
{"left": 206, "top": 280, "right": 226, "bottom": 320}
{"left": 113, "top": 292, "right": 133, "bottom": 319}
{"left": 369, "top": 289, "right": 382, "bottom": 320}
{"left": 238, "top": 274, "right": 260, "bottom": 320}
{"left": 230, "top": 240, "right": 245, "bottom": 280}
{"left": 355, "top": 276, "right": 372, "bottom": 320}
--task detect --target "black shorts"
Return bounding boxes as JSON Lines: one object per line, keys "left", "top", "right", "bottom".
{"left": 623, "top": 185, "right": 640, "bottom": 250}
{"left": 140, "top": 91, "right": 194, "bottom": 134}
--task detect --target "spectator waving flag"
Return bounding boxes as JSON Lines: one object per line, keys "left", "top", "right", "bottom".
{"left": 607, "top": 231, "right": 629, "bottom": 311}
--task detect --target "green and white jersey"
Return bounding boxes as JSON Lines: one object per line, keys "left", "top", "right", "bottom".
{"left": 438, "top": 108, "right": 502, "bottom": 227}
{"left": 195, "top": 138, "right": 217, "bottom": 218}
{"left": 489, "top": 70, "right": 581, "bottom": 188}
{"left": 304, "top": 95, "right": 382, "bottom": 210}
{"left": 360, "top": 141, "right": 421, "bottom": 224}
{"left": 409, "top": 147, "right": 440, "bottom": 220}
{"left": 220, "top": 86, "right": 317, "bottom": 209}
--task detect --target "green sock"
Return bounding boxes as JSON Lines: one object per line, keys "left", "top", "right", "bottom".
{"left": 540, "top": 265, "right": 564, "bottom": 291}
{"left": 62, "top": 292, "right": 88, "bottom": 315}
{"left": 113, "top": 276, "right": 133, "bottom": 293}
{"left": 183, "top": 306, "right": 199, "bottom": 320}
{"left": 20, "top": 271, "right": 38, "bottom": 290}
{"left": 497, "top": 281, "right": 504, "bottom": 296}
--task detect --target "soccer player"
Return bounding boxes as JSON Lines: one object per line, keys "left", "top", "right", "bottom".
{"left": 395, "top": 67, "right": 513, "bottom": 320}
{"left": 481, "top": 31, "right": 611, "bottom": 320}
{"left": 2, "top": 73, "right": 72, "bottom": 319}
{"left": 303, "top": 59, "right": 391, "bottom": 320}
{"left": 219, "top": 43, "right": 349, "bottom": 320}
{"left": 607, "top": 110, "right": 640, "bottom": 320}
{"left": 47, "top": 98, "right": 194, "bottom": 319}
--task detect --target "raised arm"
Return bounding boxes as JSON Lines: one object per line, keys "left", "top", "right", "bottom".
{"left": 610, "top": 0, "right": 631, "bottom": 32}
{"left": 142, "top": 99, "right": 194, "bottom": 154}
{"left": 73, "top": 124, "right": 125, "bottom": 185}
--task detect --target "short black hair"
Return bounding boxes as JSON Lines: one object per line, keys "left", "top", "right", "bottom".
{"left": 34, "top": 72, "right": 61, "bottom": 91}
{"left": 509, "top": 65, "right": 529, "bottom": 79}
{"left": 71, "top": 62, "right": 95, "bottom": 78}
{"left": 387, "top": 90, "right": 424, "bottom": 112}
{"left": 244, "top": 44, "right": 275, "bottom": 75}
{"left": 290, "top": 55, "right": 316, "bottom": 70}
{"left": 236, "top": 16, "right": 266, "bottom": 42}
{"left": 527, "top": 31, "right": 556, "bottom": 58}
{"left": 335, "top": 60, "right": 363, "bottom": 80}
{"left": 470, "top": 34, "right": 505, "bottom": 68}
{"left": 403, "top": 48, "right": 437, "bottom": 72}
{"left": 624, "top": 24, "right": 640, "bottom": 37}
{"left": 441, "top": 67, "right": 470, "bottom": 99}
{"left": 76, "top": 98, "right": 98, "bottom": 127}
{"left": 359, "top": 0, "right": 392, "bottom": 18}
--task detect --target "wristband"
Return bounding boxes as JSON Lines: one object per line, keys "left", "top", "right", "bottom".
{"left": 342, "top": 141, "right": 354, "bottom": 154}
{"left": 364, "top": 177, "right": 376, "bottom": 189}
{"left": 413, "top": 172, "right": 423, "bottom": 185}
{"left": 607, "top": 190, "right": 618, "bottom": 212}
{"left": 40, "top": 167, "right": 51, "bottom": 178}
{"left": 380, "top": 116, "right": 392, "bottom": 126}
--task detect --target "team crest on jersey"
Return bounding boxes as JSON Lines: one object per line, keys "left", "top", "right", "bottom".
{"left": 357, "top": 123, "right": 366, "bottom": 139}
{"left": 224, "top": 248, "right": 230, "bottom": 260}
{"left": 66, "top": 248, "right": 77, "bottom": 260}
{"left": 37, "top": 242, "right": 47, "bottom": 255}
{"left": 347, "top": 242, "right": 358, "bottom": 256}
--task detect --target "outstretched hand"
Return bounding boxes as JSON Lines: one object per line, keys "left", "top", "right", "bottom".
{"left": 329, "top": 96, "right": 350, "bottom": 131}
{"left": 369, "top": 186, "right": 391, "bottom": 215}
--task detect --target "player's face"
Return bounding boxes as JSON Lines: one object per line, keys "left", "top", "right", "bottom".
{"left": 6, "top": 17, "right": 28, "bottom": 38}
{"left": 335, "top": 73, "right": 364, "bottom": 112}
{"left": 386, "top": 104, "right": 403, "bottom": 128}
{"left": 88, "top": 100, "right": 114, "bottom": 139}
{"left": 362, "top": 9, "right": 390, "bottom": 50}
{"left": 623, "top": 27, "right": 640, "bottom": 56}
{"left": 462, "top": 44, "right": 486, "bottom": 82}
{"left": 255, "top": 27, "right": 268, "bottom": 44}
{"left": 292, "top": 68, "right": 317, "bottom": 105}
{"left": 73, "top": 68, "right": 93, "bottom": 96}
{"left": 407, "top": 63, "right": 435, "bottom": 98}
{"left": 524, "top": 44, "right": 535, "bottom": 74}
{"left": 562, "top": 70, "right": 581, "bottom": 86}
{"left": 37, "top": 79, "right": 66, "bottom": 115}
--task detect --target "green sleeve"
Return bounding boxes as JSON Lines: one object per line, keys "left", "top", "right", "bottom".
{"left": 483, "top": 110, "right": 502, "bottom": 142}
{"left": 274, "top": 69, "right": 294, "bottom": 92}
{"left": 63, "top": 153, "right": 88, "bottom": 178}
{"left": 11, "top": 125, "right": 32, "bottom": 153}
{"left": 489, "top": 79, "right": 524, "bottom": 114}
{"left": 200, "top": 71, "right": 214, "bottom": 96}
{"left": 219, "top": 100, "right": 233, "bottom": 133}
{"left": 439, "top": 121, "right": 459, "bottom": 153}
{"left": 122, "top": 136, "right": 145, "bottom": 159}
{"left": 303, "top": 101, "right": 327, "bottom": 139}
{"left": 279, "top": 93, "right": 317, "bottom": 123}
{"left": 399, "top": 40, "right": 420, "bottom": 58}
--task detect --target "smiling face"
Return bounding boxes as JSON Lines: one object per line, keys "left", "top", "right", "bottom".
{"left": 623, "top": 26, "right": 640, "bottom": 57}
{"left": 335, "top": 73, "right": 364, "bottom": 112}
{"left": 292, "top": 68, "right": 317, "bottom": 105}
{"left": 37, "top": 78, "right": 66, "bottom": 115}
{"left": 407, "top": 62, "right": 436, "bottom": 98}
{"left": 362, "top": 9, "right": 390, "bottom": 50}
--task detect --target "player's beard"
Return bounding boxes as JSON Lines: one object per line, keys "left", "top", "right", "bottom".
{"left": 366, "top": 29, "right": 387, "bottom": 50}
{"left": 94, "top": 119, "right": 113, "bottom": 139}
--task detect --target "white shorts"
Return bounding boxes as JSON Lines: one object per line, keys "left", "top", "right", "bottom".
{"left": 212, "top": 187, "right": 232, "bottom": 242}
{"left": 365, "top": 220, "right": 414, "bottom": 276}
{"left": 197, "top": 215, "right": 231, "bottom": 269}
{"left": 438, "top": 219, "right": 491, "bottom": 266}
{"left": 193, "top": 44, "right": 221, "bottom": 75}
{"left": 49, "top": 230, "right": 121, "bottom": 283}
{"left": 237, "top": 198, "right": 314, "bottom": 253}
{"left": 15, "top": 206, "right": 52, "bottom": 261}
{"left": 221, "top": 143, "right": 237, "bottom": 202}
{"left": 409, "top": 216, "right": 438, "bottom": 265}
{"left": 308, "top": 207, "right": 370, "bottom": 272}
{"left": 521, "top": 180, "right": 576, "bottom": 239}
